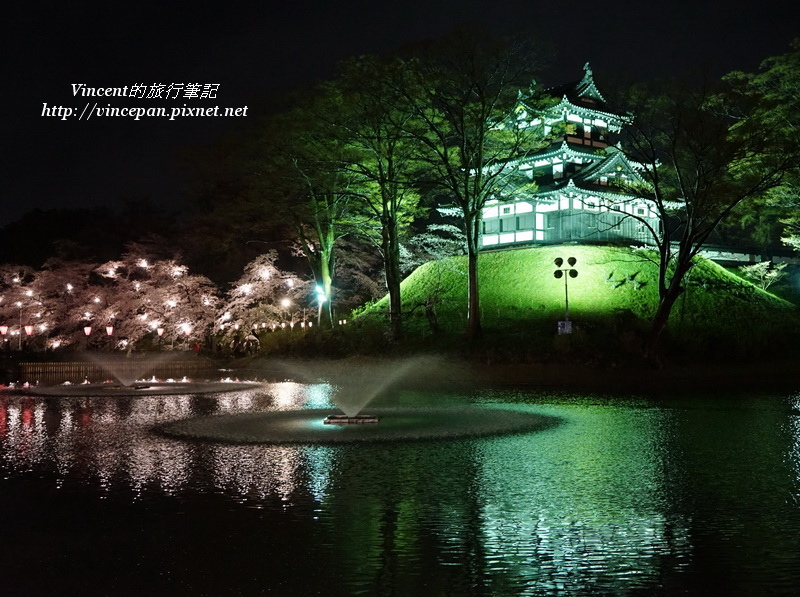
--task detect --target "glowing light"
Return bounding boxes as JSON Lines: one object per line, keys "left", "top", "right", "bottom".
{"left": 240, "top": 283, "right": 253, "bottom": 295}
{"left": 138, "top": 259, "right": 149, "bottom": 268}
{"left": 166, "top": 299, "right": 177, "bottom": 308}
{"left": 281, "top": 298, "right": 291, "bottom": 308}
{"left": 83, "top": 326, "right": 92, "bottom": 336}
{"left": 25, "top": 290, "right": 33, "bottom": 297}
{"left": 66, "top": 283, "right": 73, "bottom": 291}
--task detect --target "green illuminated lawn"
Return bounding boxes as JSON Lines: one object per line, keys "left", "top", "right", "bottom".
{"left": 358, "top": 245, "right": 794, "bottom": 340}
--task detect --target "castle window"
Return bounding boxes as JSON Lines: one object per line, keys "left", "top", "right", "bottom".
{"left": 501, "top": 205, "right": 513, "bottom": 215}
{"left": 553, "top": 163, "right": 564, "bottom": 179}
{"left": 518, "top": 214, "right": 535, "bottom": 228}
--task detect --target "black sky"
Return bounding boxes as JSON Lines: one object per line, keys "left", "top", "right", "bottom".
{"left": 3, "top": 0, "right": 798, "bottom": 226}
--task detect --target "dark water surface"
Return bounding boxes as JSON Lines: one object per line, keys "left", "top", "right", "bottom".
{"left": 1, "top": 383, "right": 799, "bottom": 595}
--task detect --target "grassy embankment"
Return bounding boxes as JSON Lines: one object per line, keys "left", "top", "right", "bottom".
{"left": 261, "top": 245, "right": 798, "bottom": 367}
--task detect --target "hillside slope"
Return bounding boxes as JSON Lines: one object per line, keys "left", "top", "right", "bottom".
{"left": 359, "top": 246, "right": 794, "bottom": 343}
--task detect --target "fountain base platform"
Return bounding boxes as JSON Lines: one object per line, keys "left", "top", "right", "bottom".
{"left": 323, "top": 414, "right": 380, "bottom": 425}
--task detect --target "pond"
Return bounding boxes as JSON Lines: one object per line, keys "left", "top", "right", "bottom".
{"left": 1, "top": 382, "right": 799, "bottom": 595}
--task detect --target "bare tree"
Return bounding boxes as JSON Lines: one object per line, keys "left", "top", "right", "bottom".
{"left": 395, "top": 26, "right": 552, "bottom": 339}
{"left": 616, "top": 78, "right": 798, "bottom": 365}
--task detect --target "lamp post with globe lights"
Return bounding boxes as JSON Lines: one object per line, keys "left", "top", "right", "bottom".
{"left": 553, "top": 257, "right": 578, "bottom": 335}
{"left": 15, "top": 301, "right": 23, "bottom": 350}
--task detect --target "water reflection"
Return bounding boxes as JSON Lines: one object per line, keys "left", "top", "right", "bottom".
{"left": 474, "top": 405, "right": 691, "bottom": 592}
{"left": 1, "top": 385, "right": 800, "bottom": 594}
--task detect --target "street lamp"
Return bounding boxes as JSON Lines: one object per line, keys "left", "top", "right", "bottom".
{"left": 15, "top": 301, "right": 23, "bottom": 350}
{"left": 553, "top": 257, "right": 578, "bottom": 334}
{"left": 281, "top": 298, "right": 291, "bottom": 327}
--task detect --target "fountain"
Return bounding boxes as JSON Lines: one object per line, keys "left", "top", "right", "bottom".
{"left": 156, "top": 357, "right": 560, "bottom": 443}
{"left": 19, "top": 355, "right": 260, "bottom": 397}
{"left": 86, "top": 352, "right": 178, "bottom": 387}
{"left": 158, "top": 406, "right": 557, "bottom": 443}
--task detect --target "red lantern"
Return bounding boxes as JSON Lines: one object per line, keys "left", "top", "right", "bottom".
{"left": 83, "top": 326, "right": 92, "bottom": 336}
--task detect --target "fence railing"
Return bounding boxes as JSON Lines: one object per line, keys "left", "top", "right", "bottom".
{"left": 16, "top": 360, "right": 219, "bottom": 385}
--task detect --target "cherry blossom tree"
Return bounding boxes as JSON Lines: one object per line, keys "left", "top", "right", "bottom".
{"left": 217, "top": 251, "right": 311, "bottom": 347}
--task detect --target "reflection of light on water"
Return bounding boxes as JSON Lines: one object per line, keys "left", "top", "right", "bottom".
{"left": 305, "top": 384, "right": 335, "bottom": 409}
{"left": 128, "top": 396, "right": 193, "bottom": 424}
{"left": 305, "top": 446, "right": 333, "bottom": 502}
{"left": 211, "top": 445, "right": 303, "bottom": 504}
{"left": 2, "top": 400, "right": 49, "bottom": 467}
{"left": 475, "top": 404, "right": 692, "bottom": 592}
{"left": 790, "top": 393, "right": 800, "bottom": 504}
{"left": 267, "top": 382, "right": 334, "bottom": 410}
{"left": 54, "top": 409, "right": 75, "bottom": 479}
{"left": 127, "top": 441, "right": 190, "bottom": 497}
{"left": 208, "top": 443, "right": 334, "bottom": 506}
{"left": 216, "top": 392, "right": 255, "bottom": 411}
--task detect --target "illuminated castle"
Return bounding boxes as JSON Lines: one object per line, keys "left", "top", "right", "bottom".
{"left": 480, "top": 64, "right": 657, "bottom": 250}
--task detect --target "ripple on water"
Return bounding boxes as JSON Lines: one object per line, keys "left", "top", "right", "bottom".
{"left": 156, "top": 406, "right": 560, "bottom": 444}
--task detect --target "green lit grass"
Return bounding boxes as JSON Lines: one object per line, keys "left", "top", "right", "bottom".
{"left": 358, "top": 245, "right": 795, "bottom": 341}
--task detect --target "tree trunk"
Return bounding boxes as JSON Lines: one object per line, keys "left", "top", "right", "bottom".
{"left": 643, "top": 293, "right": 679, "bottom": 368}
{"left": 465, "top": 216, "right": 482, "bottom": 341}
{"left": 383, "top": 215, "right": 403, "bottom": 341}
{"left": 644, "top": 259, "right": 692, "bottom": 367}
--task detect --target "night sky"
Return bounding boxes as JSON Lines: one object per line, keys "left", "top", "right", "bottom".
{"left": 4, "top": 0, "right": 798, "bottom": 226}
